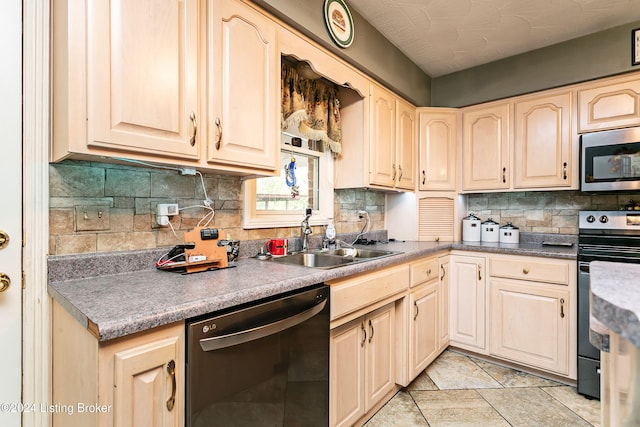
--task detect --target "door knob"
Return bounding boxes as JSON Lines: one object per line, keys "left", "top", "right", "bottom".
{"left": 0, "top": 230, "right": 8, "bottom": 249}
{"left": 0, "top": 274, "right": 10, "bottom": 293}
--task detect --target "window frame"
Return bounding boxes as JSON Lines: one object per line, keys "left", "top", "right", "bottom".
{"left": 242, "top": 142, "right": 334, "bottom": 229}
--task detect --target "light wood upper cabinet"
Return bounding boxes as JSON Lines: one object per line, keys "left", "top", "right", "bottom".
{"left": 513, "top": 91, "right": 574, "bottom": 188}
{"left": 205, "top": 0, "right": 279, "bottom": 172}
{"left": 396, "top": 98, "right": 418, "bottom": 190}
{"left": 53, "top": 0, "right": 201, "bottom": 163}
{"left": 418, "top": 108, "right": 458, "bottom": 191}
{"left": 370, "top": 84, "right": 397, "bottom": 187}
{"left": 369, "top": 84, "right": 417, "bottom": 190}
{"left": 462, "top": 102, "right": 511, "bottom": 191}
{"left": 578, "top": 74, "right": 640, "bottom": 132}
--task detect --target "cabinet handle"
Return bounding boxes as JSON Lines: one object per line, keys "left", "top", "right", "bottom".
{"left": 502, "top": 167, "right": 507, "bottom": 183}
{"left": 215, "top": 117, "right": 222, "bottom": 150}
{"left": 361, "top": 322, "right": 366, "bottom": 347}
{"left": 189, "top": 112, "right": 197, "bottom": 146}
{"left": 391, "top": 164, "right": 397, "bottom": 181}
{"left": 166, "top": 360, "right": 176, "bottom": 411}
{"left": 368, "top": 319, "right": 374, "bottom": 343}
{"left": 560, "top": 298, "right": 565, "bottom": 318}
{"left": 422, "top": 170, "right": 426, "bottom": 185}
{"left": 523, "top": 268, "right": 529, "bottom": 275}
{"left": 563, "top": 162, "right": 568, "bottom": 180}
{"left": 478, "top": 264, "right": 482, "bottom": 280}
{"left": 398, "top": 165, "right": 403, "bottom": 181}
{"left": 413, "top": 301, "right": 419, "bottom": 320}
{"left": 440, "top": 264, "right": 445, "bottom": 281}
{"left": 426, "top": 268, "right": 432, "bottom": 276}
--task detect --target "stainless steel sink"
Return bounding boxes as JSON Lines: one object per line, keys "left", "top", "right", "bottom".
{"left": 270, "top": 252, "right": 356, "bottom": 269}
{"left": 322, "top": 248, "right": 398, "bottom": 258}
{"left": 269, "top": 248, "right": 402, "bottom": 269}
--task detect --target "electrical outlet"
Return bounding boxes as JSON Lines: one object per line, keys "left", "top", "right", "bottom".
{"left": 75, "top": 206, "right": 110, "bottom": 231}
{"left": 157, "top": 203, "right": 179, "bottom": 216}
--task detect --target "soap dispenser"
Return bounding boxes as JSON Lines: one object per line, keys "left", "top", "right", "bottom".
{"left": 326, "top": 219, "right": 336, "bottom": 249}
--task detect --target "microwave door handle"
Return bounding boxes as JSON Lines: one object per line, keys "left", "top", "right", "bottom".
{"left": 199, "top": 299, "right": 327, "bottom": 352}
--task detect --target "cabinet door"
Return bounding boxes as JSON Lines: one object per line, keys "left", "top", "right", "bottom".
{"left": 207, "top": 0, "right": 279, "bottom": 172}
{"left": 438, "top": 256, "right": 450, "bottom": 351}
{"left": 418, "top": 109, "right": 458, "bottom": 191}
{"left": 514, "top": 92, "right": 573, "bottom": 188}
{"left": 364, "top": 303, "right": 396, "bottom": 412}
{"left": 369, "top": 84, "right": 396, "bottom": 187}
{"left": 490, "top": 278, "right": 570, "bottom": 375}
{"left": 462, "top": 103, "right": 510, "bottom": 191}
{"left": 396, "top": 99, "right": 417, "bottom": 190}
{"left": 88, "top": 0, "right": 200, "bottom": 160}
{"left": 409, "top": 283, "right": 438, "bottom": 381}
{"left": 449, "top": 255, "right": 486, "bottom": 351}
{"left": 578, "top": 77, "right": 640, "bottom": 132}
{"left": 330, "top": 319, "right": 365, "bottom": 427}
{"left": 113, "top": 335, "right": 183, "bottom": 427}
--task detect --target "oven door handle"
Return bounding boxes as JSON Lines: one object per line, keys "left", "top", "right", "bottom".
{"left": 199, "top": 299, "right": 327, "bottom": 352}
{"left": 578, "top": 261, "right": 590, "bottom": 273}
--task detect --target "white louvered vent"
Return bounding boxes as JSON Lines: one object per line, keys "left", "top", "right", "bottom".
{"left": 418, "top": 197, "right": 455, "bottom": 242}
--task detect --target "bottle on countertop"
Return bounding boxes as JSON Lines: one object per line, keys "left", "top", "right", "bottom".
{"left": 326, "top": 219, "right": 336, "bottom": 249}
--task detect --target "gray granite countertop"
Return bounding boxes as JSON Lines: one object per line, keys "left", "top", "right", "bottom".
{"left": 590, "top": 261, "right": 640, "bottom": 349}
{"left": 48, "top": 238, "right": 577, "bottom": 342}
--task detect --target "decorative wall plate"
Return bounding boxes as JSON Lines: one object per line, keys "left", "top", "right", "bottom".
{"left": 324, "top": 0, "right": 354, "bottom": 48}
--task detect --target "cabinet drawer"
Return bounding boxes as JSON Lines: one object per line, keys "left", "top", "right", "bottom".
{"left": 330, "top": 265, "right": 409, "bottom": 320}
{"left": 410, "top": 258, "right": 439, "bottom": 287}
{"left": 489, "top": 257, "right": 570, "bottom": 285}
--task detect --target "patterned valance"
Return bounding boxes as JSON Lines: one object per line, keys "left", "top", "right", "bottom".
{"left": 281, "top": 62, "right": 342, "bottom": 154}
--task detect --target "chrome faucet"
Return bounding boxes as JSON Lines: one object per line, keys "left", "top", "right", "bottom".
{"left": 301, "top": 208, "right": 312, "bottom": 251}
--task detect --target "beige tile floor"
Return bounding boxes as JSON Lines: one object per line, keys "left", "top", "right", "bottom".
{"left": 365, "top": 349, "right": 601, "bottom": 427}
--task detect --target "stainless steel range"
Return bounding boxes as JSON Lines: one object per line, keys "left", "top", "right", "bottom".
{"left": 577, "top": 210, "right": 640, "bottom": 399}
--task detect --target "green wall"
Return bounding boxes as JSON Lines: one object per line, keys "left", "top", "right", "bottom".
{"left": 432, "top": 21, "right": 640, "bottom": 107}
{"left": 250, "top": 0, "right": 640, "bottom": 108}
{"left": 249, "top": 0, "right": 432, "bottom": 106}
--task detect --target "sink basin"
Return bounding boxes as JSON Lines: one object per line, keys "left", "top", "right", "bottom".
{"left": 270, "top": 253, "right": 356, "bottom": 269}
{"left": 322, "top": 248, "right": 398, "bottom": 259}
{"left": 269, "top": 248, "right": 402, "bottom": 269}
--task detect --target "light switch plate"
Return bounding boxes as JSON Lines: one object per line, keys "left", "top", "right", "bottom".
{"left": 75, "top": 206, "right": 110, "bottom": 231}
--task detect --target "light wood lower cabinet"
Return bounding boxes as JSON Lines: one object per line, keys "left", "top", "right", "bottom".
{"left": 489, "top": 278, "right": 570, "bottom": 375}
{"left": 449, "top": 254, "right": 486, "bottom": 352}
{"left": 488, "top": 254, "right": 576, "bottom": 377}
{"left": 52, "top": 302, "right": 184, "bottom": 427}
{"left": 408, "top": 282, "right": 438, "bottom": 381}
{"left": 330, "top": 303, "right": 396, "bottom": 427}
{"left": 438, "top": 256, "right": 450, "bottom": 352}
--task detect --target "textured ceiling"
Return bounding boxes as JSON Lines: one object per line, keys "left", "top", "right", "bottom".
{"left": 346, "top": 0, "right": 640, "bottom": 77}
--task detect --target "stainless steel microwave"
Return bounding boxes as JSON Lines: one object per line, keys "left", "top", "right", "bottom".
{"left": 581, "top": 127, "right": 640, "bottom": 192}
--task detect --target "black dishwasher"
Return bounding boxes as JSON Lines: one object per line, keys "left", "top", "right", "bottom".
{"left": 186, "top": 284, "right": 330, "bottom": 427}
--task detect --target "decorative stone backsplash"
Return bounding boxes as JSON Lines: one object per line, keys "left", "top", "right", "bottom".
{"left": 49, "top": 160, "right": 386, "bottom": 255}
{"left": 467, "top": 190, "right": 640, "bottom": 234}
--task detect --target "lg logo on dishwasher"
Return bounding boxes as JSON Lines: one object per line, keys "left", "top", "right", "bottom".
{"left": 202, "top": 323, "right": 217, "bottom": 333}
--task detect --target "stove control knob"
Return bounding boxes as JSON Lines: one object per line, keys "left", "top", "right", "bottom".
{"left": 599, "top": 215, "right": 609, "bottom": 224}
{"left": 586, "top": 215, "right": 596, "bottom": 223}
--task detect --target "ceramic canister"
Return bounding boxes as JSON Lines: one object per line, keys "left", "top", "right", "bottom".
{"left": 481, "top": 218, "right": 500, "bottom": 243}
{"left": 499, "top": 222, "right": 520, "bottom": 244}
{"left": 462, "top": 213, "right": 481, "bottom": 242}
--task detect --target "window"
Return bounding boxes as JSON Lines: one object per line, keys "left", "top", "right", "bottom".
{"left": 243, "top": 134, "right": 334, "bottom": 229}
